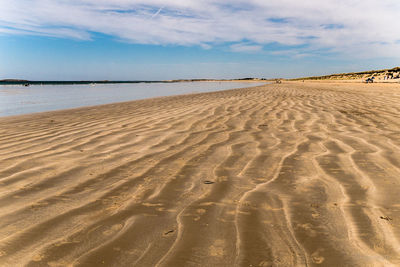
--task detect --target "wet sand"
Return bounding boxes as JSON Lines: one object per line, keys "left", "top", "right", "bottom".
{"left": 1, "top": 82, "right": 400, "bottom": 266}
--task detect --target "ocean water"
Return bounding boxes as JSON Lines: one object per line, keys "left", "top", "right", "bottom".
{"left": 0, "top": 82, "right": 265, "bottom": 117}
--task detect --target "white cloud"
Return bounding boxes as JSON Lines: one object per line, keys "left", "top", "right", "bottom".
{"left": 230, "top": 43, "right": 263, "bottom": 53}
{"left": 0, "top": 0, "right": 399, "bottom": 58}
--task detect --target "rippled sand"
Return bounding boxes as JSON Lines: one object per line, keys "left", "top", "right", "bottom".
{"left": 1, "top": 82, "right": 400, "bottom": 266}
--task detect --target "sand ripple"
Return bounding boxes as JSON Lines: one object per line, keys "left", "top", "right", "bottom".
{"left": 1, "top": 82, "right": 400, "bottom": 266}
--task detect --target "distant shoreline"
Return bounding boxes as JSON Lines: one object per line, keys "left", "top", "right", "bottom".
{"left": 2, "top": 66, "right": 399, "bottom": 85}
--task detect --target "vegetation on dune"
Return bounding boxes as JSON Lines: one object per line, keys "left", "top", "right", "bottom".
{"left": 291, "top": 67, "right": 400, "bottom": 81}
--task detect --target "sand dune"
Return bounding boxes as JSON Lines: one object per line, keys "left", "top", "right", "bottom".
{"left": 1, "top": 82, "right": 400, "bottom": 266}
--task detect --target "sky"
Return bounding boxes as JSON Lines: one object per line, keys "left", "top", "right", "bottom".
{"left": 0, "top": 0, "right": 399, "bottom": 80}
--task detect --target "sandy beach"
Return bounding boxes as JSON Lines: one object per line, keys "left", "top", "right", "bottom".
{"left": 1, "top": 81, "right": 400, "bottom": 266}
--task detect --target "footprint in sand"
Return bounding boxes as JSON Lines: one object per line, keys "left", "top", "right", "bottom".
{"left": 209, "top": 239, "right": 225, "bottom": 257}
{"left": 103, "top": 224, "right": 123, "bottom": 236}
{"left": 311, "top": 249, "right": 325, "bottom": 264}
{"left": 32, "top": 254, "right": 43, "bottom": 262}
{"left": 296, "top": 223, "right": 317, "bottom": 237}
{"left": 311, "top": 212, "right": 320, "bottom": 218}
{"left": 196, "top": 208, "right": 206, "bottom": 215}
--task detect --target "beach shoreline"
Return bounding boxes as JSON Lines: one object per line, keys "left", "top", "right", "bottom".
{"left": 1, "top": 81, "right": 400, "bottom": 266}
{"left": 0, "top": 81, "right": 268, "bottom": 118}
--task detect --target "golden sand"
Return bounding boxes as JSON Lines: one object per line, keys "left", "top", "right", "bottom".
{"left": 1, "top": 82, "right": 400, "bottom": 266}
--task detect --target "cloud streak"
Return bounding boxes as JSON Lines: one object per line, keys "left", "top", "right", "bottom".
{"left": 0, "top": 0, "right": 399, "bottom": 58}
{"left": 150, "top": 7, "right": 164, "bottom": 19}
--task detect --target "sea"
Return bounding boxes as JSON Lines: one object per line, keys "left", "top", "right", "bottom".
{"left": 0, "top": 81, "right": 265, "bottom": 117}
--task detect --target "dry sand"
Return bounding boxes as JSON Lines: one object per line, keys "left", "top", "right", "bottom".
{"left": 1, "top": 82, "right": 400, "bottom": 266}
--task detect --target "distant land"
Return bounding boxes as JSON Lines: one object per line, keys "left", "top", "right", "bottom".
{"left": 0, "top": 78, "right": 267, "bottom": 85}
{"left": 291, "top": 67, "right": 400, "bottom": 81}
{"left": 2, "top": 67, "right": 400, "bottom": 85}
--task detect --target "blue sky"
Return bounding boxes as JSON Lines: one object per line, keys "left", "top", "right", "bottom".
{"left": 1, "top": 0, "right": 399, "bottom": 80}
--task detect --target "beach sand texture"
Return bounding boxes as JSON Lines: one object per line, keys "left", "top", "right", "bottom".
{"left": 1, "top": 82, "right": 400, "bottom": 266}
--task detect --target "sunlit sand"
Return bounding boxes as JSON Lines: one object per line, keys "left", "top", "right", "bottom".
{"left": 1, "top": 81, "right": 400, "bottom": 266}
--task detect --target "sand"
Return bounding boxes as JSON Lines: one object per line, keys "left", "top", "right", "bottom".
{"left": 1, "top": 81, "right": 400, "bottom": 266}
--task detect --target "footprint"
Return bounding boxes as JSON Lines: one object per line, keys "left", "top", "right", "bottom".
{"left": 103, "top": 224, "right": 123, "bottom": 236}
{"left": 32, "top": 254, "right": 43, "bottom": 262}
{"left": 209, "top": 239, "right": 225, "bottom": 257}
{"left": 311, "top": 249, "right": 325, "bottom": 264}
{"left": 196, "top": 209, "right": 206, "bottom": 215}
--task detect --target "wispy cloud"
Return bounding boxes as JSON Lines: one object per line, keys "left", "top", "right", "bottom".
{"left": 150, "top": 6, "right": 164, "bottom": 19}
{"left": 230, "top": 43, "right": 263, "bottom": 53}
{"left": 0, "top": 0, "right": 399, "bottom": 58}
